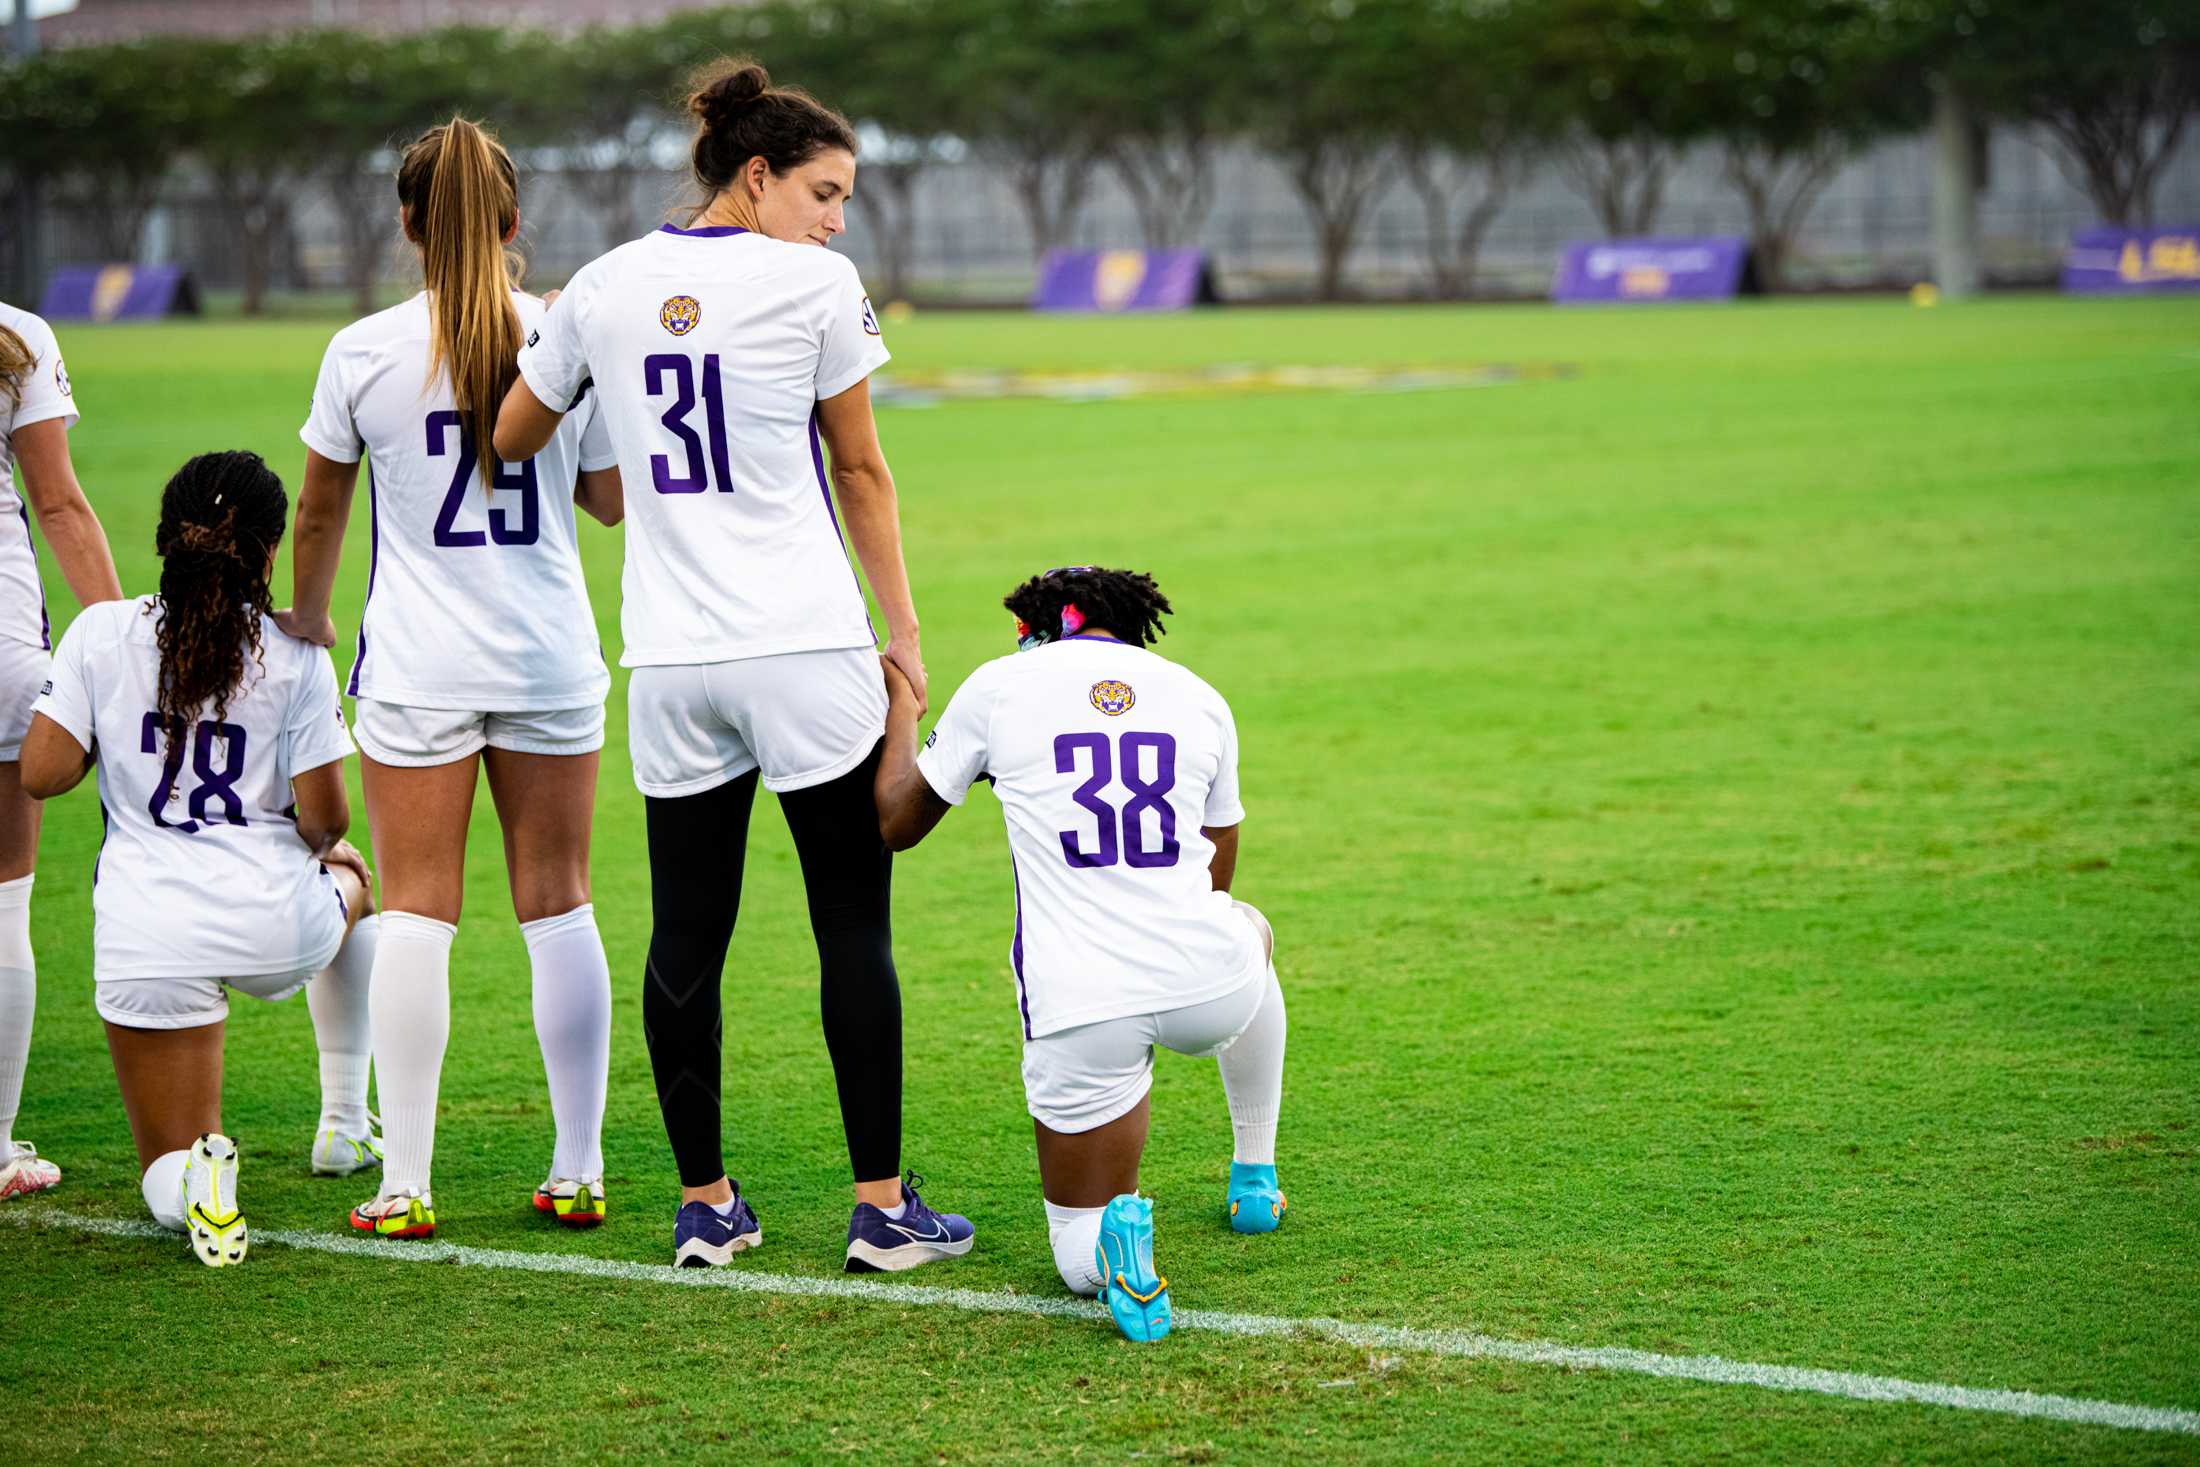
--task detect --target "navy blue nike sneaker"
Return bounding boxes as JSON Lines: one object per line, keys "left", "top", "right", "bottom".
{"left": 673, "top": 1184, "right": 763, "bottom": 1268}
{"left": 843, "top": 1171, "right": 975, "bottom": 1273}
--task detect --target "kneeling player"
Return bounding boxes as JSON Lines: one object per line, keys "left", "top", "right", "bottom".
{"left": 875, "top": 567, "right": 1287, "bottom": 1342}
{"left": 20, "top": 450, "right": 381, "bottom": 1265}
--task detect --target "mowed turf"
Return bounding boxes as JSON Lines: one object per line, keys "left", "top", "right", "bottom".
{"left": 5, "top": 296, "right": 2197, "bottom": 1463}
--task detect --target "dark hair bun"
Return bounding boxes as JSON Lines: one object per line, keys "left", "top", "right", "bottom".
{"left": 691, "top": 59, "right": 770, "bottom": 130}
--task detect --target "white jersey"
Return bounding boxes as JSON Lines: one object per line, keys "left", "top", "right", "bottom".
{"left": 0, "top": 303, "right": 79, "bottom": 651}
{"left": 515, "top": 225, "right": 888, "bottom": 668}
{"left": 32, "top": 597, "right": 356, "bottom": 981}
{"left": 301, "top": 291, "right": 616, "bottom": 710}
{"left": 918, "top": 636, "right": 1261, "bottom": 1039}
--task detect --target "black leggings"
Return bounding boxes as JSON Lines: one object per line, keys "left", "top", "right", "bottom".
{"left": 642, "top": 741, "right": 901, "bottom": 1188}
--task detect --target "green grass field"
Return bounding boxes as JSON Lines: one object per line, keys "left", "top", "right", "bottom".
{"left": 6, "top": 296, "right": 2198, "bottom": 1462}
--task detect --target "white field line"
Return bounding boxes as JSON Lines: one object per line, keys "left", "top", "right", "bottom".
{"left": 10, "top": 1206, "right": 2198, "bottom": 1437}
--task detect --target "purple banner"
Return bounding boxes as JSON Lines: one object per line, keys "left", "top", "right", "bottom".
{"left": 1552, "top": 237, "right": 1754, "bottom": 303}
{"left": 1033, "top": 250, "right": 1217, "bottom": 312}
{"left": 38, "top": 264, "right": 200, "bottom": 322}
{"left": 2062, "top": 227, "right": 2200, "bottom": 293}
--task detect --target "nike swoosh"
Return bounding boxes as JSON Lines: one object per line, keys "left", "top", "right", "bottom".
{"left": 886, "top": 1217, "right": 950, "bottom": 1244}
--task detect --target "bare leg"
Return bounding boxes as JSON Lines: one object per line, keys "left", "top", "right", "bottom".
{"left": 104, "top": 1020, "right": 225, "bottom": 1171}
{"left": 1034, "top": 1096, "right": 1150, "bottom": 1207}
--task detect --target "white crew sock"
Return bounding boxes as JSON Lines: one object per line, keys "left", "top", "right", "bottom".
{"left": 1216, "top": 963, "right": 1286, "bottom": 1167}
{"left": 877, "top": 1197, "right": 908, "bottom": 1220}
{"left": 1045, "top": 1199, "right": 1106, "bottom": 1297}
{"left": 141, "top": 1149, "right": 188, "bottom": 1232}
{"left": 307, "top": 913, "right": 380, "bottom": 1136}
{"left": 370, "top": 912, "right": 455, "bottom": 1194}
{"left": 521, "top": 904, "right": 611, "bottom": 1182}
{"left": 0, "top": 874, "right": 33, "bottom": 1158}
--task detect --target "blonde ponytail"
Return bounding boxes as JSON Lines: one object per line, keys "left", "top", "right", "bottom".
{"left": 397, "top": 117, "right": 523, "bottom": 484}
{"left": 0, "top": 324, "right": 34, "bottom": 409}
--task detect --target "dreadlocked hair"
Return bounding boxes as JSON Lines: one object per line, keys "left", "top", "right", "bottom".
{"left": 1003, "top": 567, "right": 1174, "bottom": 649}
{"left": 151, "top": 451, "right": 288, "bottom": 745}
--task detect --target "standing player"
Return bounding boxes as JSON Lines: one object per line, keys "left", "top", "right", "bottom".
{"left": 494, "top": 59, "right": 971, "bottom": 1271}
{"left": 0, "top": 302, "right": 123, "bottom": 1200}
{"left": 18, "top": 450, "right": 380, "bottom": 1266}
{"left": 283, "top": 119, "right": 624, "bottom": 1240}
{"left": 873, "top": 568, "right": 1290, "bottom": 1342}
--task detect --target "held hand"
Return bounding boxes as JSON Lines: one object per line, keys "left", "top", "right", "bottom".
{"left": 323, "top": 839, "right": 372, "bottom": 890}
{"left": 883, "top": 637, "right": 927, "bottom": 717}
{"left": 540, "top": 288, "right": 562, "bottom": 306}
{"left": 274, "top": 607, "right": 339, "bottom": 648}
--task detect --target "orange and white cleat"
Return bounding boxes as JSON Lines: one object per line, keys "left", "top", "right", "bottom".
{"left": 351, "top": 1187, "right": 436, "bottom": 1239}
{"left": 532, "top": 1176, "right": 607, "bottom": 1229}
{"left": 0, "top": 1142, "right": 61, "bottom": 1200}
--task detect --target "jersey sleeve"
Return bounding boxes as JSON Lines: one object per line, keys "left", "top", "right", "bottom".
{"left": 1203, "top": 694, "right": 1245, "bottom": 827}
{"left": 298, "top": 331, "right": 362, "bottom": 463}
{"left": 10, "top": 314, "right": 79, "bottom": 435}
{"left": 814, "top": 257, "right": 889, "bottom": 402}
{"left": 282, "top": 646, "right": 355, "bottom": 781}
{"left": 516, "top": 273, "right": 595, "bottom": 414}
{"left": 28, "top": 606, "right": 97, "bottom": 751}
{"left": 915, "top": 670, "right": 995, "bottom": 807}
{"left": 574, "top": 386, "right": 617, "bottom": 472}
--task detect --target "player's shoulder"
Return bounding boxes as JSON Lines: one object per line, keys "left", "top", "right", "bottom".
{"left": 0, "top": 301, "right": 60, "bottom": 355}
{"left": 325, "top": 293, "right": 428, "bottom": 356}
{"left": 1124, "top": 644, "right": 1232, "bottom": 715}
{"left": 259, "top": 612, "right": 335, "bottom": 667}
{"left": 61, "top": 595, "right": 152, "bottom": 651}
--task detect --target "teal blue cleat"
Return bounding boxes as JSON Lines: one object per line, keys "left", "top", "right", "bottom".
{"left": 1094, "top": 1194, "right": 1170, "bottom": 1342}
{"left": 1225, "top": 1161, "right": 1287, "bottom": 1234}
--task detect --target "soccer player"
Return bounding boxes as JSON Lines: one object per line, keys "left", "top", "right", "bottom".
{"left": 873, "top": 568, "right": 1289, "bottom": 1342}
{"left": 0, "top": 301, "right": 123, "bottom": 1201}
{"left": 283, "top": 119, "right": 624, "bottom": 1240}
{"left": 495, "top": 58, "right": 971, "bottom": 1272}
{"left": 18, "top": 450, "right": 379, "bottom": 1267}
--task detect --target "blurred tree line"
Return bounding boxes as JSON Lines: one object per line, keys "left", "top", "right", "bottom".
{"left": 0, "top": 0, "right": 2191, "bottom": 307}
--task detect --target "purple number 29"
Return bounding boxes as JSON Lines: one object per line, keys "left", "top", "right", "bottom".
{"left": 1053, "top": 731, "right": 1178, "bottom": 870}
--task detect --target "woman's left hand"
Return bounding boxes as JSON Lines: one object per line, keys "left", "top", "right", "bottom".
{"left": 883, "top": 637, "right": 926, "bottom": 717}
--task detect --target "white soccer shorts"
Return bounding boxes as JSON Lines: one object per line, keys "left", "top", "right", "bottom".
{"left": 94, "top": 875, "right": 348, "bottom": 1031}
{"left": 1020, "top": 903, "right": 1274, "bottom": 1134}
{"left": 0, "top": 637, "right": 49, "bottom": 762}
{"left": 626, "top": 646, "right": 886, "bottom": 799}
{"left": 353, "top": 698, "right": 606, "bottom": 768}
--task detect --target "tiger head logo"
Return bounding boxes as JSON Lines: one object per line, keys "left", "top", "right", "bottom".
{"left": 659, "top": 295, "right": 702, "bottom": 336}
{"left": 1089, "top": 680, "right": 1136, "bottom": 717}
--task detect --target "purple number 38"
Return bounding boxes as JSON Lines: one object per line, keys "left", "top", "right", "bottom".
{"left": 1054, "top": 731, "right": 1178, "bottom": 869}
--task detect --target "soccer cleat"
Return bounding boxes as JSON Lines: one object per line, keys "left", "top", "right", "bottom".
{"left": 1095, "top": 1193, "right": 1169, "bottom": 1342}
{"left": 843, "top": 1171, "right": 975, "bottom": 1274}
{"left": 0, "top": 1141, "right": 61, "bottom": 1199}
{"left": 183, "top": 1134, "right": 248, "bottom": 1267}
{"left": 351, "top": 1187, "right": 436, "bottom": 1239}
{"left": 534, "top": 1176, "right": 607, "bottom": 1228}
{"left": 673, "top": 1186, "right": 762, "bottom": 1267}
{"left": 309, "top": 1124, "right": 383, "bottom": 1178}
{"left": 1225, "top": 1161, "right": 1287, "bottom": 1234}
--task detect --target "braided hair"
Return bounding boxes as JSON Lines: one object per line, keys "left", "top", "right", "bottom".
{"left": 1003, "top": 567, "right": 1174, "bottom": 649}
{"left": 151, "top": 451, "right": 288, "bottom": 742}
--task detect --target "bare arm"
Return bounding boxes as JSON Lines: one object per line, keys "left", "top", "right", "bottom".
{"left": 278, "top": 450, "right": 359, "bottom": 647}
{"left": 1205, "top": 825, "right": 1239, "bottom": 894}
{"left": 494, "top": 375, "right": 563, "bottom": 464}
{"left": 816, "top": 379, "right": 925, "bottom": 712}
{"left": 14, "top": 418, "right": 122, "bottom": 609}
{"left": 876, "top": 657, "right": 951, "bottom": 852}
{"left": 575, "top": 464, "right": 624, "bottom": 527}
{"left": 290, "top": 760, "right": 350, "bottom": 860}
{"left": 18, "top": 713, "right": 92, "bottom": 800}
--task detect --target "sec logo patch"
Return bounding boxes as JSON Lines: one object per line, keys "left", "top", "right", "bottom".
{"left": 659, "top": 295, "right": 702, "bottom": 336}
{"left": 1090, "top": 680, "right": 1135, "bottom": 716}
{"left": 860, "top": 296, "right": 881, "bottom": 336}
{"left": 54, "top": 358, "right": 70, "bottom": 397}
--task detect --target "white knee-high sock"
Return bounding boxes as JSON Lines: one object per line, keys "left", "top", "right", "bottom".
{"left": 521, "top": 904, "right": 611, "bottom": 1182}
{"left": 370, "top": 912, "right": 455, "bottom": 1194}
{"left": 0, "top": 874, "right": 32, "bottom": 1157}
{"left": 141, "top": 1149, "right": 188, "bottom": 1231}
{"left": 307, "top": 913, "right": 379, "bottom": 1137}
{"left": 1216, "top": 963, "right": 1286, "bottom": 1167}
{"left": 1045, "top": 1199, "right": 1106, "bottom": 1296}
